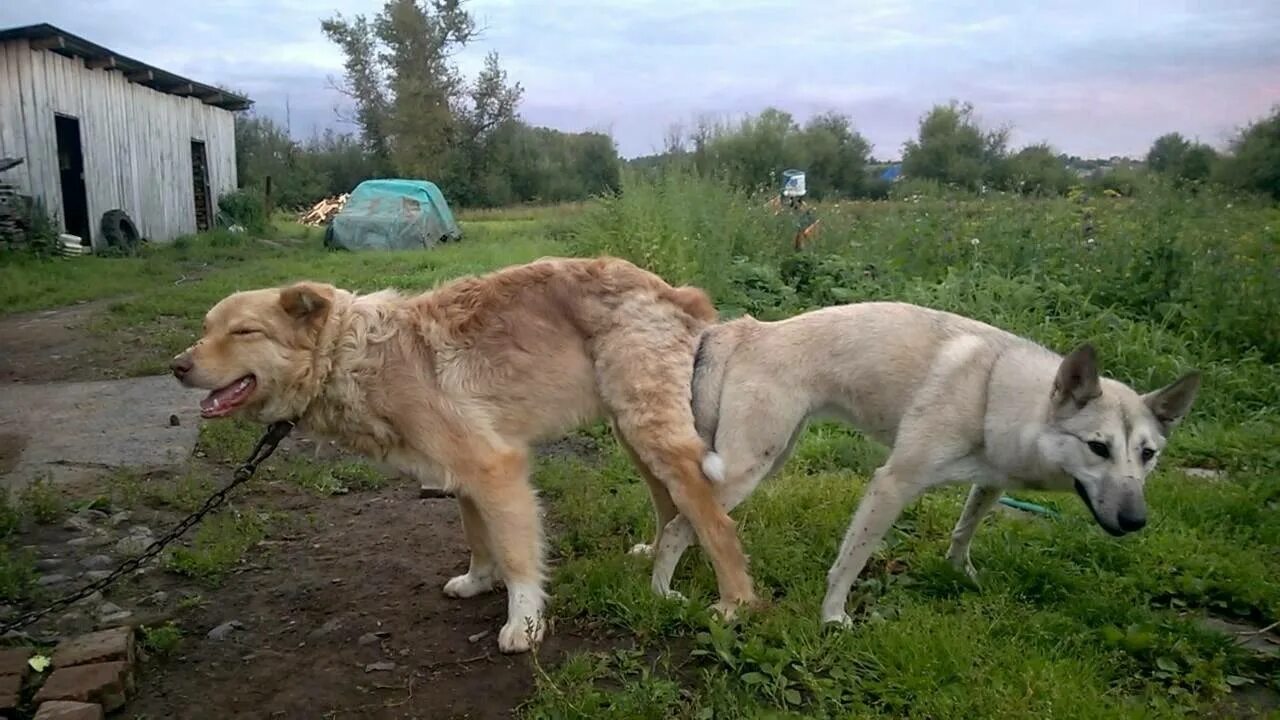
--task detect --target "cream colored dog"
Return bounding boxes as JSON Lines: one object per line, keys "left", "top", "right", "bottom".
{"left": 634, "top": 301, "right": 1200, "bottom": 625}
{"left": 171, "top": 257, "right": 758, "bottom": 653}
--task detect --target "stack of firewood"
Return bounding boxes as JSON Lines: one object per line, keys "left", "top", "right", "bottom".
{"left": 299, "top": 194, "right": 349, "bottom": 226}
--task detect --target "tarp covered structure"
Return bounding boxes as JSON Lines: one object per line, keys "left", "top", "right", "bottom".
{"left": 324, "top": 179, "right": 461, "bottom": 251}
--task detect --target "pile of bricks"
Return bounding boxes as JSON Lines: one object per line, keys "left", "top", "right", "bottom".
{"left": 0, "top": 626, "right": 135, "bottom": 719}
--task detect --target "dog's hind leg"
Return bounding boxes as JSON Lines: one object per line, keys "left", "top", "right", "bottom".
{"left": 944, "top": 484, "right": 1003, "bottom": 582}
{"left": 443, "top": 495, "right": 500, "bottom": 598}
{"left": 595, "top": 326, "right": 757, "bottom": 615}
{"left": 651, "top": 401, "right": 808, "bottom": 599}
{"left": 455, "top": 448, "right": 547, "bottom": 654}
{"left": 616, "top": 429, "right": 678, "bottom": 560}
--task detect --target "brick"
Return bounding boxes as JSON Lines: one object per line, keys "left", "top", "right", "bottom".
{"left": 34, "top": 702, "right": 105, "bottom": 720}
{"left": 32, "top": 662, "right": 133, "bottom": 712}
{"left": 0, "top": 671, "right": 22, "bottom": 716}
{"left": 0, "top": 647, "right": 32, "bottom": 679}
{"left": 51, "top": 627, "right": 134, "bottom": 669}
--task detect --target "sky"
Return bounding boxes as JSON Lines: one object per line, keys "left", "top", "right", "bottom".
{"left": 3, "top": 0, "right": 1278, "bottom": 160}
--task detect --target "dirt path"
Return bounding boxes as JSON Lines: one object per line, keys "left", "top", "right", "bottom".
{"left": 125, "top": 481, "right": 605, "bottom": 719}
{"left": 0, "top": 302, "right": 116, "bottom": 384}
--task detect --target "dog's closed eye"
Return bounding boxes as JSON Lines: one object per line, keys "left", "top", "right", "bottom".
{"left": 231, "top": 328, "right": 263, "bottom": 337}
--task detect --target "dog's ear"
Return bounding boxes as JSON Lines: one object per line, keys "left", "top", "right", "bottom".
{"left": 279, "top": 282, "right": 333, "bottom": 321}
{"left": 1053, "top": 343, "right": 1102, "bottom": 408}
{"left": 1142, "top": 371, "right": 1201, "bottom": 434}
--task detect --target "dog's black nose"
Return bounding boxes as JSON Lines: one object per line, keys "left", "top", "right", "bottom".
{"left": 170, "top": 355, "right": 193, "bottom": 379}
{"left": 1117, "top": 511, "right": 1146, "bottom": 533}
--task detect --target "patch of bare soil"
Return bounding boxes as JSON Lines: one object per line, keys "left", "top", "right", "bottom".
{"left": 0, "top": 302, "right": 118, "bottom": 383}
{"left": 7, "top": 450, "right": 616, "bottom": 720}
{"left": 126, "top": 482, "right": 611, "bottom": 719}
{"left": 0, "top": 300, "right": 196, "bottom": 382}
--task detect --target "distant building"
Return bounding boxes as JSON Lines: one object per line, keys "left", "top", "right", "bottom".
{"left": 0, "top": 23, "right": 251, "bottom": 248}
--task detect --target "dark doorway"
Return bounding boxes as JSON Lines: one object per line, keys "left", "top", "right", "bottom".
{"left": 191, "top": 140, "right": 211, "bottom": 232}
{"left": 54, "top": 114, "right": 90, "bottom": 245}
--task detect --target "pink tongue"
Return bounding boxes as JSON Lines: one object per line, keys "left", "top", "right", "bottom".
{"left": 201, "top": 378, "right": 251, "bottom": 414}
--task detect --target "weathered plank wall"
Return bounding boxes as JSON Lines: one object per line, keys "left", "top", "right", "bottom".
{"left": 0, "top": 38, "right": 237, "bottom": 246}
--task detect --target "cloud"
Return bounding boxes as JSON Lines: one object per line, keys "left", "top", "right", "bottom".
{"left": 2, "top": 0, "right": 1277, "bottom": 159}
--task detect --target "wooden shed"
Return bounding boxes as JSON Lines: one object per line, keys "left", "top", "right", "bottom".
{"left": 0, "top": 23, "right": 250, "bottom": 249}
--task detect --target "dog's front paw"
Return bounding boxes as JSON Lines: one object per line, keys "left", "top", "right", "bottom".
{"left": 497, "top": 615, "right": 545, "bottom": 654}
{"left": 628, "top": 543, "right": 654, "bottom": 558}
{"left": 443, "top": 571, "right": 498, "bottom": 599}
{"left": 657, "top": 587, "right": 686, "bottom": 602}
{"left": 822, "top": 611, "right": 854, "bottom": 628}
{"left": 945, "top": 551, "right": 980, "bottom": 585}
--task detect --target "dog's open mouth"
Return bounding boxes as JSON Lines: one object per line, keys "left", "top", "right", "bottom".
{"left": 200, "top": 375, "right": 256, "bottom": 418}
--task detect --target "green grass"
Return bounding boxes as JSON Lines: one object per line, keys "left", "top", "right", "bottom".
{"left": 140, "top": 621, "right": 184, "bottom": 657}
{"left": 549, "top": 172, "right": 1279, "bottom": 718}
{"left": 165, "top": 509, "right": 269, "bottom": 584}
{"left": 2, "top": 184, "right": 1277, "bottom": 717}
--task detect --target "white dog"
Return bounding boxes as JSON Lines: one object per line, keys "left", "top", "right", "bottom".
{"left": 634, "top": 301, "right": 1200, "bottom": 625}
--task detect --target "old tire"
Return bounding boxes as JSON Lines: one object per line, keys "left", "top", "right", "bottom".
{"left": 100, "top": 209, "right": 140, "bottom": 252}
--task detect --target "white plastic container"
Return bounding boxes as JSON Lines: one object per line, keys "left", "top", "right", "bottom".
{"left": 782, "top": 169, "right": 806, "bottom": 197}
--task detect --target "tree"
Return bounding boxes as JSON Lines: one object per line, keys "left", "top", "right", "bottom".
{"left": 1003, "top": 144, "right": 1073, "bottom": 196}
{"left": 793, "top": 113, "right": 871, "bottom": 198}
{"left": 372, "top": 0, "right": 475, "bottom": 179}
{"left": 901, "top": 101, "right": 1008, "bottom": 189}
{"left": 1146, "top": 132, "right": 1217, "bottom": 185}
{"left": 1213, "top": 108, "right": 1280, "bottom": 200}
{"left": 320, "top": 14, "right": 391, "bottom": 164}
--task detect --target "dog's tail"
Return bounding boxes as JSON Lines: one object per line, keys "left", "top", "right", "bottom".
{"left": 701, "top": 451, "right": 726, "bottom": 483}
{"left": 665, "top": 286, "right": 718, "bottom": 325}
{"left": 691, "top": 324, "right": 737, "bottom": 485}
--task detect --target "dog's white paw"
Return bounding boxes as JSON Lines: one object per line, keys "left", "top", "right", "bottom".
{"left": 822, "top": 611, "right": 854, "bottom": 628}
{"left": 945, "top": 551, "right": 979, "bottom": 584}
{"left": 497, "top": 614, "right": 545, "bottom": 654}
{"left": 443, "top": 571, "right": 498, "bottom": 599}
{"left": 655, "top": 586, "right": 686, "bottom": 602}
{"left": 629, "top": 543, "right": 654, "bottom": 558}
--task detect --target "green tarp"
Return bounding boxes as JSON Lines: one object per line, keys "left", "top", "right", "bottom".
{"left": 324, "top": 179, "right": 462, "bottom": 251}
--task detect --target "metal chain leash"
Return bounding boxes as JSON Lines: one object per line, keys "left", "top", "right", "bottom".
{"left": 0, "top": 420, "right": 295, "bottom": 635}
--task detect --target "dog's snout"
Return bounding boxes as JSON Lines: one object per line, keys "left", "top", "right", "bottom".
{"left": 170, "top": 353, "right": 193, "bottom": 379}
{"left": 1117, "top": 509, "right": 1146, "bottom": 533}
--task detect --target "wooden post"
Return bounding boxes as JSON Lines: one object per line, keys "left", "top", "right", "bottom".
{"left": 263, "top": 176, "right": 273, "bottom": 218}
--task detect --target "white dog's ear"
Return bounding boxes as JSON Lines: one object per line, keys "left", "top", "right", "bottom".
{"left": 1143, "top": 371, "right": 1201, "bottom": 434}
{"left": 1053, "top": 343, "right": 1102, "bottom": 408}
{"left": 280, "top": 282, "right": 333, "bottom": 321}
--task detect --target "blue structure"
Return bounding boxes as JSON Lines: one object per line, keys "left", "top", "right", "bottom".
{"left": 879, "top": 163, "right": 903, "bottom": 182}
{"left": 324, "top": 179, "right": 462, "bottom": 251}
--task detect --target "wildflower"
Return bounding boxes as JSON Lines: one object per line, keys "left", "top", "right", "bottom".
{"left": 970, "top": 238, "right": 980, "bottom": 246}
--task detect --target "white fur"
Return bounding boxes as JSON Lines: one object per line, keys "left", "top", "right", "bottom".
{"left": 653, "top": 301, "right": 1199, "bottom": 625}
{"left": 701, "top": 452, "right": 726, "bottom": 483}
{"left": 498, "top": 582, "right": 547, "bottom": 653}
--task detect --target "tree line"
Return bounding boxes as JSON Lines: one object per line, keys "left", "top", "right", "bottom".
{"left": 637, "top": 101, "right": 1280, "bottom": 201}
{"left": 231, "top": 0, "right": 1280, "bottom": 210}
{"left": 233, "top": 0, "right": 621, "bottom": 210}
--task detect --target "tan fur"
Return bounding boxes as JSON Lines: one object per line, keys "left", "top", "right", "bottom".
{"left": 636, "top": 301, "right": 1200, "bottom": 626}
{"left": 171, "top": 257, "right": 756, "bottom": 653}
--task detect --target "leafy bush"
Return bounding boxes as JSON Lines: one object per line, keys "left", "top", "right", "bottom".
{"left": 216, "top": 189, "right": 267, "bottom": 233}
{"left": 1214, "top": 107, "right": 1280, "bottom": 200}
{"left": 1147, "top": 133, "right": 1218, "bottom": 186}
{"left": 1002, "top": 144, "right": 1074, "bottom": 196}
{"left": 901, "top": 101, "right": 1009, "bottom": 190}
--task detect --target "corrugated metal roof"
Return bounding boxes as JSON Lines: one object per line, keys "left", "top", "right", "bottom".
{"left": 0, "top": 23, "right": 252, "bottom": 111}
